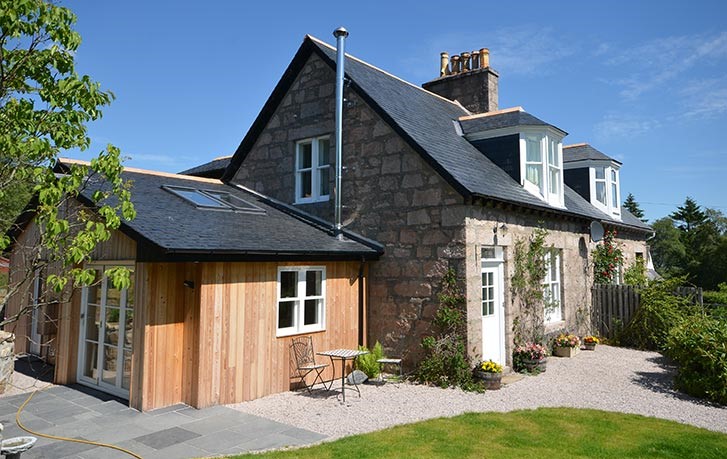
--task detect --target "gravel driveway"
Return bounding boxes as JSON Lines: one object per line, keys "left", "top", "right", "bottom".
{"left": 230, "top": 345, "right": 727, "bottom": 439}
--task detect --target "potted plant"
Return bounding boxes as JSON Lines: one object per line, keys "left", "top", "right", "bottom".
{"left": 583, "top": 335, "right": 599, "bottom": 351}
{"left": 553, "top": 333, "right": 581, "bottom": 357}
{"left": 474, "top": 360, "right": 503, "bottom": 390}
{"left": 513, "top": 342, "right": 547, "bottom": 373}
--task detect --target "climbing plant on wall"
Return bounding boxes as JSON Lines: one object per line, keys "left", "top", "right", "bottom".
{"left": 511, "top": 227, "right": 550, "bottom": 345}
{"left": 593, "top": 230, "right": 624, "bottom": 284}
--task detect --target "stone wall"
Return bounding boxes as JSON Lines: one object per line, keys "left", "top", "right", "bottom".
{"left": 0, "top": 331, "right": 14, "bottom": 394}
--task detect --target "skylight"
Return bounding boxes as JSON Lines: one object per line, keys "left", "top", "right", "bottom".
{"left": 163, "top": 185, "right": 265, "bottom": 214}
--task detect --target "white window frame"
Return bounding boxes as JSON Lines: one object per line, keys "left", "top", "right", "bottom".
{"left": 543, "top": 250, "right": 563, "bottom": 324}
{"left": 520, "top": 129, "right": 565, "bottom": 208}
{"left": 276, "top": 266, "right": 326, "bottom": 337}
{"left": 589, "top": 163, "right": 621, "bottom": 218}
{"left": 295, "top": 136, "right": 331, "bottom": 204}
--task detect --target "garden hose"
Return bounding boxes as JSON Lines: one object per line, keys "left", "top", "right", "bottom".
{"left": 15, "top": 387, "right": 143, "bottom": 459}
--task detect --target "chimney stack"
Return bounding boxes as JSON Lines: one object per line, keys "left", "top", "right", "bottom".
{"left": 422, "top": 47, "right": 498, "bottom": 113}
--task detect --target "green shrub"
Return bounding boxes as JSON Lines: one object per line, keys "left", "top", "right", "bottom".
{"left": 416, "top": 268, "right": 482, "bottom": 391}
{"left": 664, "top": 314, "right": 727, "bottom": 405}
{"left": 357, "top": 341, "right": 385, "bottom": 379}
{"left": 703, "top": 282, "right": 727, "bottom": 306}
{"left": 623, "top": 257, "right": 648, "bottom": 286}
{"left": 621, "top": 277, "right": 696, "bottom": 350}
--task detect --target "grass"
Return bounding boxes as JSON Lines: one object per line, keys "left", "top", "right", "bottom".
{"left": 228, "top": 408, "right": 727, "bottom": 459}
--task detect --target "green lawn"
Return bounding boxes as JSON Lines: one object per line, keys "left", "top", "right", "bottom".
{"left": 228, "top": 408, "right": 727, "bottom": 459}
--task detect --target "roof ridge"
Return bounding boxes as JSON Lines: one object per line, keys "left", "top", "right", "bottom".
{"left": 59, "top": 158, "right": 223, "bottom": 184}
{"left": 564, "top": 143, "right": 589, "bottom": 149}
{"left": 306, "top": 35, "right": 467, "bottom": 111}
{"left": 458, "top": 106, "right": 524, "bottom": 121}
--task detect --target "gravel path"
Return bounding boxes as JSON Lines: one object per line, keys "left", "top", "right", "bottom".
{"left": 230, "top": 345, "right": 727, "bottom": 439}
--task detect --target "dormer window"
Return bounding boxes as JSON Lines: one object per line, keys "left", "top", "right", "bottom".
{"left": 521, "top": 131, "right": 564, "bottom": 208}
{"left": 590, "top": 164, "right": 620, "bottom": 217}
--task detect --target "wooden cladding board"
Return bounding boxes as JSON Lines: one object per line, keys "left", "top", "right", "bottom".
{"left": 137, "top": 260, "right": 364, "bottom": 410}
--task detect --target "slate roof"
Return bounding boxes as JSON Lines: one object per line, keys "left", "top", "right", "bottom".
{"left": 60, "top": 161, "right": 381, "bottom": 262}
{"left": 224, "top": 36, "right": 650, "bottom": 233}
{"left": 459, "top": 109, "right": 566, "bottom": 136}
{"left": 179, "top": 156, "right": 231, "bottom": 179}
{"left": 563, "top": 143, "right": 621, "bottom": 165}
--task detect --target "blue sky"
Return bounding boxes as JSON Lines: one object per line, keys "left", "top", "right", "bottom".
{"left": 68, "top": 0, "right": 727, "bottom": 221}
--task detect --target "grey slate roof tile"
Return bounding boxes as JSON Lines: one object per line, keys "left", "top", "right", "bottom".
{"left": 459, "top": 110, "right": 563, "bottom": 135}
{"left": 179, "top": 156, "right": 232, "bottom": 178}
{"left": 79, "top": 168, "right": 381, "bottom": 260}
{"left": 563, "top": 143, "right": 621, "bottom": 164}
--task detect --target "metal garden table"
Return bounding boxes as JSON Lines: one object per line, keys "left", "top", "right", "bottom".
{"left": 316, "top": 348, "right": 369, "bottom": 402}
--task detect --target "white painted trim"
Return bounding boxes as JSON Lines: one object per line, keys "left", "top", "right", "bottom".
{"left": 294, "top": 136, "right": 331, "bottom": 204}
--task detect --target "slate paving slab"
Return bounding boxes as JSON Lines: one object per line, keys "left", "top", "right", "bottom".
{"left": 0, "top": 383, "right": 326, "bottom": 458}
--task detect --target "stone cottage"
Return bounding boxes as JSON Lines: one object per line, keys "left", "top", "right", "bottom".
{"left": 214, "top": 35, "right": 652, "bottom": 367}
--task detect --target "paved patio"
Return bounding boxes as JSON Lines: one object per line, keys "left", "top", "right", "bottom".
{"left": 0, "top": 384, "right": 325, "bottom": 459}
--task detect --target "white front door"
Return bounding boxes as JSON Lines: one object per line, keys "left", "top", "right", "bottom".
{"left": 481, "top": 247, "right": 505, "bottom": 364}
{"left": 78, "top": 265, "right": 134, "bottom": 399}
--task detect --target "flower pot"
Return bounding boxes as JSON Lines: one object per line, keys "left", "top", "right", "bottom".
{"left": 522, "top": 357, "right": 547, "bottom": 372}
{"left": 584, "top": 343, "right": 597, "bottom": 351}
{"left": 474, "top": 371, "right": 502, "bottom": 390}
{"left": 553, "top": 346, "right": 579, "bottom": 358}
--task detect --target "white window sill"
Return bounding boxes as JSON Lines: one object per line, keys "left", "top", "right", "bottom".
{"left": 276, "top": 327, "right": 326, "bottom": 338}
{"left": 294, "top": 197, "right": 330, "bottom": 205}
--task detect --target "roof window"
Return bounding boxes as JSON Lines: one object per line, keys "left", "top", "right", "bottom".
{"left": 163, "top": 185, "right": 265, "bottom": 214}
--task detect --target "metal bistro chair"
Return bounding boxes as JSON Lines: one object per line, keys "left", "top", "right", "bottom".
{"left": 291, "top": 336, "right": 330, "bottom": 393}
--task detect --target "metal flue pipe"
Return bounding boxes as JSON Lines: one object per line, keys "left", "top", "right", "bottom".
{"left": 333, "top": 26, "right": 348, "bottom": 239}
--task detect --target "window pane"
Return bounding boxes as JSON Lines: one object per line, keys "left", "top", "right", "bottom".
{"left": 319, "top": 167, "right": 330, "bottom": 196}
{"left": 304, "top": 299, "right": 320, "bottom": 325}
{"left": 106, "top": 277, "right": 120, "bottom": 307}
{"left": 611, "top": 169, "right": 617, "bottom": 181}
{"left": 526, "top": 138, "right": 541, "bottom": 162}
{"left": 84, "top": 342, "right": 98, "bottom": 379}
{"left": 300, "top": 171, "right": 312, "bottom": 197}
{"left": 280, "top": 271, "right": 298, "bottom": 298}
{"left": 122, "top": 350, "right": 132, "bottom": 390}
{"left": 549, "top": 168, "right": 559, "bottom": 194}
{"left": 306, "top": 270, "right": 322, "bottom": 296}
{"left": 596, "top": 182, "right": 607, "bottom": 205}
{"left": 124, "top": 310, "right": 134, "bottom": 348}
{"left": 298, "top": 143, "right": 312, "bottom": 169}
{"left": 595, "top": 167, "right": 605, "bottom": 179}
{"left": 104, "top": 307, "right": 120, "bottom": 345}
{"left": 526, "top": 164, "right": 542, "bottom": 187}
{"left": 85, "top": 304, "right": 100, "bottom": 342}
{"left": 204, "top": 191, "right": 263, "bottom": 213}
{"left": 278, "top": 301, "right": 296, "bottom": 329}
{"left": 167, "top": 187, "right": 228, "bottom": 208}
{"left": 318, "top": 138, "right": 330, "bottom": 166}
{"left": 611, "top": 183, "right": 618, "bottom": 207}
{"left": 102, "top": 345, "right": 117, "bottom": 386}
{"left": 481, "top": 247, "right": 495, "bottom": 260}
{"left": 87, "top": 272, "right": 103, "bottom": 304}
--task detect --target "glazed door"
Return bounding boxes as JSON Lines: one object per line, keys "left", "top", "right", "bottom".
{"left": 78, "top": 265, "right": 134, "bottom": 398}
{"left": 481, "top": 247, "right": 505, "bottom": 365}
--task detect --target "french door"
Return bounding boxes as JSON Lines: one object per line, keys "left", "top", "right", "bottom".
{"left": 78, "top": 264, "right": 134, "bottom": 399}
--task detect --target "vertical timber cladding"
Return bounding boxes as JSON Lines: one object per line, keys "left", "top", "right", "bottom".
{"left": 138, "top": 260, "right": 362, "bottom": 411}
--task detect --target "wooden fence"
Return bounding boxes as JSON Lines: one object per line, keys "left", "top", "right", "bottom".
{"left": 591, "top": 284, "right": 703, "bottom": 339}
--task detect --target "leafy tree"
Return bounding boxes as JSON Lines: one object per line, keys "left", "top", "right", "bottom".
{"left": 670, "top": 197, "right": 707, "bottom": 232}
{"left": 622, "top": 193, "right": 647, "bottom": 222}
{"left": 650, "top": 217, "right": 686, "bottom": 277}
{"left": 0, "top": 1, "right": 135, "bottom": 326}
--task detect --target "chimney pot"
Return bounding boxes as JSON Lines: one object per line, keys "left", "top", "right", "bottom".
{"left": 480, "top": 48, "right": 490, "bottom": 68}
{"left": 461, "top": 52, "right": 471, "bottom": 72}
{"left": 440, "top": 52, "right": 450, "bottom": 77}
{"left": 471, "top": 50, "right": 480, "bottom": 70}
{"left": 451, "top": 55, "right": 461, "bottom": 74}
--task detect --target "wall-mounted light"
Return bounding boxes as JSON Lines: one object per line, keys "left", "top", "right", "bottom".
{"left": 183, "top": 280, "right": 195, "bottom": 289}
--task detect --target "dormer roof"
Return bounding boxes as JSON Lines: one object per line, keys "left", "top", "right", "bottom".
{"left": 459, "top": 107, "right": 567, "bottom": 137}
{"left": 564, "top": 143, "right": 622, "bottom": 165}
